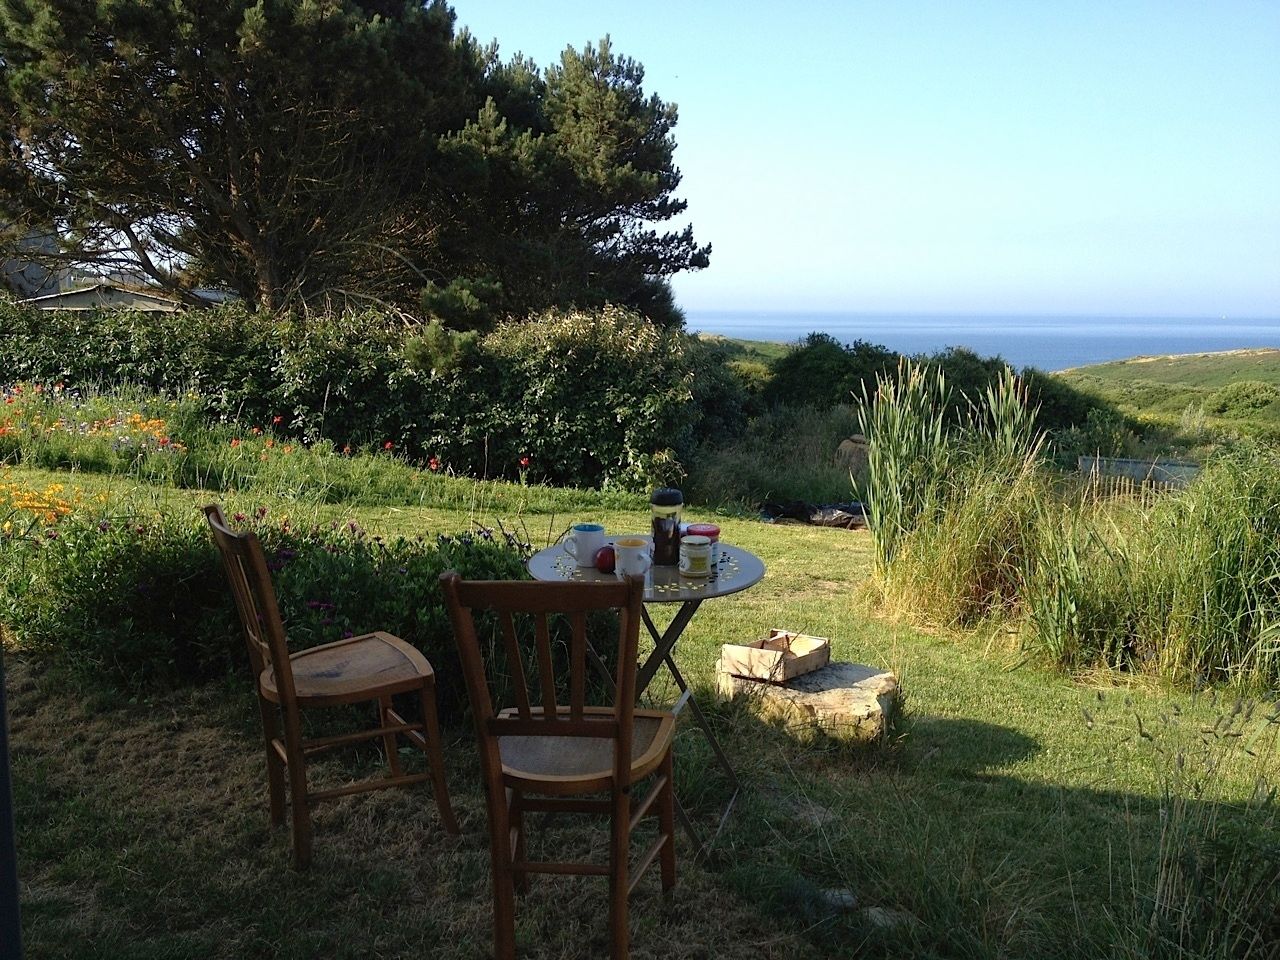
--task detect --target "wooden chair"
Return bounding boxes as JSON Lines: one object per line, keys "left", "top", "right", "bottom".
{"left": 440, "top": 572, "right": 677, "bottom": 960}
{"left": 203, "top": 504, "right": 459, "bottom": 869}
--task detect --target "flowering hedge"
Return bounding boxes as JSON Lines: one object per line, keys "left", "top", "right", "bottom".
{"left": 0, "top": 300, "right": 746, "bottom": 489}
{"left": 0, "top": 496, "right": 534, "bottom": 720}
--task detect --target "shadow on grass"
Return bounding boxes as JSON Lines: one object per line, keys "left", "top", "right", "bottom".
{"left": 10, "top": 657, "right": 1280, "bottom": 960}
{"left": 673, "top": 680, "right": 1279, "bottom": 960}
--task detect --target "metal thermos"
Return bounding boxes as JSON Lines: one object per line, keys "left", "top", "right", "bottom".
{"left": 650, "top": 488, "right": 683, "bottom": 566}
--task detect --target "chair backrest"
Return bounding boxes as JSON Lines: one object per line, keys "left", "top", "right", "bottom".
{"left": 440, "top": 573, "right": 645, "bottom": 786}
{"left": 203, "top": 504, "right": 297, "bottom": 702}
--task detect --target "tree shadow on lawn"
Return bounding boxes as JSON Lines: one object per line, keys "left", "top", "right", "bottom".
{"left": 9, "top": 658, "right": 1279, "bottom": 960}
{"left": 8, "top": 659, "right": 830, "bottom": 960}
{"left": 686, "top": 690, "right": 1280, "bottom": 960}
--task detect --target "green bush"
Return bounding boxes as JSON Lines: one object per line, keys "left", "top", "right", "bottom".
{"left": 1207, "top": 380, "right": 1280, "bottom": 417}
{"left": 1, "top": 300, "right": 740, "bottom": 490}
{"left": 764, "top": 333, "right": 897, "bottom": 409}
{"left": 0, "top": 503, "right": 531, "bottom": 719}
{"left": 478, "top": 306, "right": 698, "bottom": 489}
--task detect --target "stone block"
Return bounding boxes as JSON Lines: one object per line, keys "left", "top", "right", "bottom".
{"left": 715, "top": 659, "right": 898, "bottom": 742}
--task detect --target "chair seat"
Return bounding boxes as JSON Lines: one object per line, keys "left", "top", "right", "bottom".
{"left": 498, "top": 706, "right": 676, "bottom": 794}
{"left": 259, "top": 631, "right": 434, "bottom": 706}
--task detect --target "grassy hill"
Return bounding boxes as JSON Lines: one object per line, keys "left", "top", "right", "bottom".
{"left": 1056, "top": 347, "right": 1280, "bottom": 443}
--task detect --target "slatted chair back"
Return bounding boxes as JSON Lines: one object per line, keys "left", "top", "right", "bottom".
{"left": 440, "top": 574, "right": 645, "bottom": 787}
{"left": 203, "top": 505, "right": 297, "bottom": 704}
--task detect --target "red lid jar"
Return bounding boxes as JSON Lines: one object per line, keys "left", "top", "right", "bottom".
{"left": 686, "top": 523, "right": 720, "bottom": 542}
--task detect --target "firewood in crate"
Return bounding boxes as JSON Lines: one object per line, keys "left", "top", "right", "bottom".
{"left": 719, "top": 629, "right": 831, "bottom": 682}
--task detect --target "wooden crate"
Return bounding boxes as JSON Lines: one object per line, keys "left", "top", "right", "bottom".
{"left": 720, "top": 629, "right": 831, "bottom": 682}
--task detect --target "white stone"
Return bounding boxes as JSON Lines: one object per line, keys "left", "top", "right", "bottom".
{"left": 715, "top": 659, "right": 898, "bottom": 741}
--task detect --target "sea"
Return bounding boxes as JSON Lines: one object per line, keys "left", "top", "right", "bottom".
{"left": 685, "top": 312, "right": 1280, "bottom": 372}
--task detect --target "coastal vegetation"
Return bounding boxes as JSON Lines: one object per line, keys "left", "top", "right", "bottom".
{"left": 1058, "top": 349, "right": 1280, "bottom": 453}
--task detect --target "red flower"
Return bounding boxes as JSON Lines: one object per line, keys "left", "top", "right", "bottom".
{"left": 272, "top": 415, "right": 283, "bottom": 425}
{"left": 428, "top": 456, "right": 440, "bottom": 472}
{"left": 519, "top": 456, "right": 530, "bottom": 468}
{"left": 383, "top": 441, "right": 394, "bottom": 451}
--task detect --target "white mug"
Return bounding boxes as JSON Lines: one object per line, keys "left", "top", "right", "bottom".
{"left": 614, "top": 537, "right": 652, "bottom": 580}
{"left": 563, "top": 523, "right": 606, "bottom": 567}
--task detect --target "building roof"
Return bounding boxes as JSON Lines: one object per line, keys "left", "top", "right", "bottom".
{"left": 19, "top": 283, "right": 187, "bottom": 312}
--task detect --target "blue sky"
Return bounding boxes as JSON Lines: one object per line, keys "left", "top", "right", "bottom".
{"left": 453, "top": 1, "right": 1280, "bottom": 318}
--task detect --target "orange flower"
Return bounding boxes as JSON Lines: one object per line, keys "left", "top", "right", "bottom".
{"left": 230, "top": 438, "right": 241, "bottom": 448}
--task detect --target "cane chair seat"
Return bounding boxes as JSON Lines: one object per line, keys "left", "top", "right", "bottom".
{"left": 497, "top": 707, "right": 675, "bottom": 793}
{"left": 259, "top": 632, "right": 433, "bottom": 706}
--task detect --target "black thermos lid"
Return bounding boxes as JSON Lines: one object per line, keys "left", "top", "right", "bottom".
{"left": 650, "top": 487, "right": 683, "bottom": 506}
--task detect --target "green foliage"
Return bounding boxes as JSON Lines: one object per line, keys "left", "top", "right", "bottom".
{"left": 0, "top": 504, "right": 528, "bottom": 719}
{"left": 858, "top": 363, "right": 1047, "bottom": 623}
{"left": 0, "top": 5, "right": 706, "bottom": 319}
{"left": 0, "top": 300, "right": 730, "bottom": 490}
{"left": 404, "top": 320, "right": 481, "bottom": 376}
{"left": 1024, "top": 446, "right": 1280, "bottom": 684}
{"left": 861, "top": 367, "right": 1280, "bottom": 683}
{"left": 765, "top": 333, "right": 898, "bottom": 408}
{"left": 479, "top": 306, "right": 695, "bottom": 489}
{"left": 435, "top": 37, "right": 709, "bottom": 328}
{"left": 1055, "top": 351, "right": 1280, "bottom": 457}
{"left": 1206, "top": 380, "right": 1280, "bottom": 417}
{"left": 685, "top": 404, "right": 862, "bottom": 507}
{"left": 762, "top": 337, "right": 1109, "bottom": 435}
{"left": 856, "top": 361, "right": 954, "bottom": 575}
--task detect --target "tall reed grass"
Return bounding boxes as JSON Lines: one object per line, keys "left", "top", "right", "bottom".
{"left": 858, "top": 363, "right": 1046, "bottom": 627}
{"left": 859, "top": 361, "right": 1280, "bottom": 687}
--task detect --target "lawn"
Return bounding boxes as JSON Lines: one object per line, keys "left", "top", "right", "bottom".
{"left": 6, "top": 464, "right": 1279, "bottom": 959}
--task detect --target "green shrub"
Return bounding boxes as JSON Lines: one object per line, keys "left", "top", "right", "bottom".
{"left": 479, "top": 306, "right": 697, "bottom": 489}
{"left": 0, "top": 300, "right": 734, "bottom": 490}
{"left": 685, "top": 404, "right": 861, "bottom": 507}
{"left": 765, "top": 333, "right": 897, "bottom": 409}
{"left": 0, "top": 503, "right": 531, "bottom": 719}
{"left": 1207, "top": 380, "right": 1280, "bottom": 417}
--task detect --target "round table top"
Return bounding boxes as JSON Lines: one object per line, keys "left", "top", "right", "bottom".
{"left": 527, "top": 537, "right": 766, "bottom": 604}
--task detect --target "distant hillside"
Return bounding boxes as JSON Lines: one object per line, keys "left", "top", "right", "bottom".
{"left": 1057, "top": 348, "right": 1280, "bottom": 439}
{"left": 694, "top": 333, "right": 790, "bottom": 364}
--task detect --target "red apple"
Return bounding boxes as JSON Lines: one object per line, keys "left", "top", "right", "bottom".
{"left": 594, "top": 545, "right": 616, "bottom": 573}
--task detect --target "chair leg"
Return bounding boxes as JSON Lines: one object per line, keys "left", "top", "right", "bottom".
{"left": 510, "top": 789, "right": 529, "bottom": 893}
{"left": 418, "top": 682, "right": 460, "bottom": 834}
{"left": 282, "top": 709, "right": 313, "bottom": 870}
{"left": 609, "top": 784, "right": 631, "bottom": 960}
{"left": 379, "top": 695, "right": 404, "bottom": 778}
{"left": 489, "top": 784, "right": 518, "bottom": 960}
{"left": 659, "top": 751, "right": 676, "bottom": 892}
{"left": 257, "top": 696, "right": 286, "bottom": 827}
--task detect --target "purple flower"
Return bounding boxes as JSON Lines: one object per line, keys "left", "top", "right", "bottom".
{"left": 98, "top": 520, "right": 110, "bottom": 532}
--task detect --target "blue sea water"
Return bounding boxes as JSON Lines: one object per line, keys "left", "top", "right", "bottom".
{"left": 685, "top": 312, "right": 1280, "bottom": 372}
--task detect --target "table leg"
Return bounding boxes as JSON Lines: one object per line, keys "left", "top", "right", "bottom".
{"left": 637, "top": 600, "right": 741, "bottom": 861}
